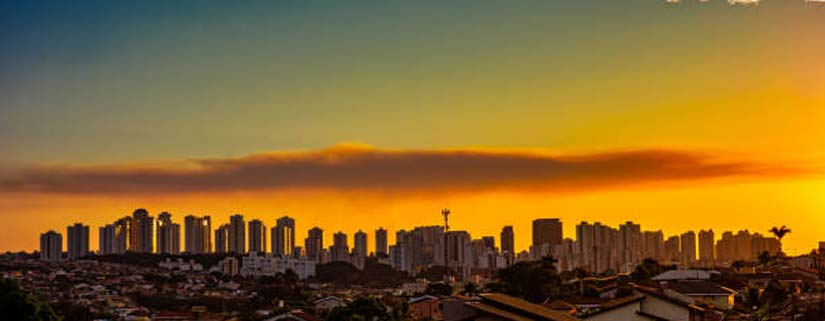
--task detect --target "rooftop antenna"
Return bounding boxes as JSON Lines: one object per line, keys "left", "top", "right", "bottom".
{"left": 442, "top": 208, "right": 451, "bottom": 283}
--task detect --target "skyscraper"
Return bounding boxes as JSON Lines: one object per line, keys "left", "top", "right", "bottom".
{"left": 184, "top": 215, "right": 212, "bottom": 253}
{"left": 305, "top": 227, "right": 324, "bottom": 261}
{"left": 680, "top": 231, "right": 697, "bottom": 267}
{"left": 40, "top": 231, "right": 62, "bottom": 261}
{"left": 533, "top": 218, "right": 562, "bottom": 248}
{"left": 156, "top": 212, "right": 178, "bottom": 254}
{"left": 215, "top": 224, "right": 229, "bottom": 254}
{"left": 99, "top": 224, "right": 115, "bottom": 255}
{"left": 228, "top": 214, "right": 246, "bottom": 254}
{"left": 500, "top": 226, "right": 514, "bottom": 262}
{"left": 272, "top": 216, "right": 296, "bottom": 257}
{"left": 353, "top": 230, "right": 368, "bottom": 257}
{"left": 248, "top": 219, "right": 266, "bottom": 253}
{"left": 619, "top": 221, "right": 643, "bottom": 272}
{"left": 331, "top": 231, "right": 349, "bottom": 262}
{"left": 445, "top": 230, "right": 471, "bottom": 267}
{"left": 113, "top": 216, "right": 132, "bottom": 254}
{"left": 698, "top": 229, "right": 715, "bottom": 266}
{"left": 665, "top": 236, "right": 681, "bottom": 264}
{"left": 132, "top": 209, "right": 154, "bottom": 253}
{"left": 642, "top": 230, "right": 665, "bottom": 262}
{"left": 375, "top": 228, "right": 388, "bottom": 256}
{"left": 66, "top": 223, "right": 89, "bottom": 260}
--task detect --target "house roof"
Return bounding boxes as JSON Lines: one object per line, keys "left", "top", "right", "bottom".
{"left": 632, "top": 285, "right": 703, "bottom": 311}
{"left": 583, "top": 294, "right": 646, "bottom": 317}
{"left": 479, "top": 293, "right": 581, "bottom": 321}
{"left": 652, "top": 270, "right": 715, "bottom": 281}
{"left": 466, "top": 302, "right": 535, "bottom": 321}
{"left": 665, "top": 281, "right": 737, "bottom": 296}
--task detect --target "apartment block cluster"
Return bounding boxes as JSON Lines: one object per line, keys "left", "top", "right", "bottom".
{"left": 38, "top": 210, "right": 784, "bottom": 278}
{"left": 534, "top": 220, "right": 783, "bottom": 274}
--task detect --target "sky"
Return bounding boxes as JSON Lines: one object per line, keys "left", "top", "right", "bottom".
{"left": 1, "top": 0, "right": 824, "bottom": 255}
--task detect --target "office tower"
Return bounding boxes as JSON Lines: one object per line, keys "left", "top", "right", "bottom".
{"left": 228, "top": 214, "right": 246, "bottom": 254}
{"left": 131, "top": 209, "right": 154, "bottom": 253}
{"left": 642, "top": 230, "right": 665, "bottom": 261}
{"left": 354, "top": 230, "right": 367, "bottom": 257}
{"left": 40, "top": 231, "right": 62, "bottom": 261}
{"left": 619, "top": 221, "right": 643, "bottom": 272}
{"left": 156, "top": 212, "right": 177, "bottom": 254}
{"left": 445, "top": 231, "right": 471, "bottom": 267}
{"left": 533, "top": 218, "right": 563, "bottom": 248}
{"left": 184, "top": 215, "right": 212, "bottom": 253}
{"left": 248, "top": 219, "right": 266, "bottom": 253}
{"left": 664, "top": 236, "right": 680, "bottom": 264}
{"left": 66, "top": 223, "right": 89, "bottom": 260}
{"left": 99, "top": 224, "right": 116, "bottom": 255}
{"left": 331, "top": 232, "right": 349, "bottom": 262}
{"left": 680, "top": 231, "right": 697, "bottom": 266}
{"left": 375, "top": 228, "right": 388, "bottom": 256}
{"left": 698, "top": 229, "right": 715, "bottom": 266}
{"left": 500, "top": 226, "right": 514, "bottom": 262}
{"left": 272, "top": 216, "right": 296, "bottom": 257}
{"left": 215, "top": 224, "right": 229, "bottom": 254}
{"left": 113, "top": 216, "right": 132, "bottom": 254}
{"left": 305, "top": 227, "right": 324, "bottom": 261}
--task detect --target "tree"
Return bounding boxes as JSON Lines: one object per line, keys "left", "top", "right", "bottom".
{"left": 424, "top": 282, "right": 453, "bottom": 296}
{"left": 0, "top": 278, "right": 60, "bottom": 321}
{"left": 731, "top": 260, "right": 747, "bottom": 272}
{"left": 769, "top": 226, "right": 791, "bottom": 244}
{"left": 631, "top": 258, "right": 671, "bottom": 286}
{"left": 326, "top": 296, "right": 392, "bottom": 321}
{"left": 486, "top": 256, "right": 566, "bottom": 303}
{"left": 757, "top": 251, "right": 772, "bottom": 270}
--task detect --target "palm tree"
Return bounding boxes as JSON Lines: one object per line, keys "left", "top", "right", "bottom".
{"left": 757, "top": 251, "right": 772, "bottom": 270}
{"left": 769, "top": 225, "right": 791, "bottom": 242}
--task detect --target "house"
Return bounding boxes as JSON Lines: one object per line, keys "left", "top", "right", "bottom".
{"left": 444, "top": 293, "right": 581, "bottom": 321}
{"left": 262, "top": 310, "right": 320, "bottom": 321}
{"left": 580, "top": 295, "right": 653, "bottom": 321}
{"left": 633, "top": 285, "right": 724, "bottom": 321}
{"left": 662, "top": 281, "right": 737, "bottom": 309}
{"left": 311, "top": 296, "right": 347, "bottom": 311}
{"left": 409, "top": 295, "right": 445, "bottom": 320}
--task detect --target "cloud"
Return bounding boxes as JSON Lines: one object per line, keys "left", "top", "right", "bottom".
{"left": 0, "top": 144, "right": 812, "bottom": 196}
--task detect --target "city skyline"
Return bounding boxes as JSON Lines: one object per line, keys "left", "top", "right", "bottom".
{"left": 2, "top": 0, "right": 825, "bottom": 257}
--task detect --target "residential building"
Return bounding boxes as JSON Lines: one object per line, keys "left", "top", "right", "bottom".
{"left": 228, "top": 214, "right": 245, "bottom": 254}
{"left": 184, "top": 215, "right": 211, "bottom": 253}
{"left": 40, "top": 230, "right": 62, "bottom": 261}
{"left": 353, "top": 230, "right": 367, "bottom": 257}
{"left": 375, "top": 227, "right": 388, "bottom": 256}
{"left": 248, "top": 219, "right": 267, "bottom": 253}
{"left": 272, "top": 216, "right": 296, "bottom": 257}
{"left": 67, "top": 223, "right": 89, "bottom": 260}
{"left": 305, "top": 227, "right": 324, "bottom": 262}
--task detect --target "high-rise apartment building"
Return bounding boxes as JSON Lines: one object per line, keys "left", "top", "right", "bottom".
{"left": 619, "top": 221, "right": 643, "bottom": 272}
{"left": 305, "top": 227, "right": 324, "bottom": 261}
{"left": 664, "top": 236, "right": 680, "bottom": 264}
{"left": 680, "top": 231, "right": 697, "bottom": 267}
{"left": 40, "top": 231, "right": 62, "bottom": 261}
{"left": 331, "top": 232, "right": 349, "bottom": 262}
{"left": 533, "top": 219, "right": 562, "bottom": 248}
{"left": 184, "top": 215, "right": 212, "bottom": 253}
{"left": 215, "top": 224, "right": 230, "bottom": 253}
{"left": 132, "top": 209, "right": 154, "bottom": 253}
{"left": 67, "top": 223, "right": 89, "bottom": 260}
{"left": 698, "top": 229, "right": 715, "bottom": 266}
{"left": 353, "top": 230, "right": 367, "bottom": 257}
{"left": 228, "top": 214, "right": 246, "bottom": 254}
{"left": 642, "top": 230, "right": 665, "bottom": 261}
{"left": 500, "top": 226, "right": 514, "bottom": 262}
{"left": 445, "top": 230, "right": 471, "bottom": 267}
{"left": 156, "top": 212, "right": 180, "bottom": 254}
{"left": 113, "top": 216, "right": 132, "bottom": 254}
{"left": 99, "top": 224, "right": 116, "bottom": 255}
{"left": 272, "top": 216, "right": 296, "bottom": 257}
{"left": 248, "top": 219, "right": 266, "bottom": 253}
{"left": 375, "top": 228, "right": 388, "bottom": 256}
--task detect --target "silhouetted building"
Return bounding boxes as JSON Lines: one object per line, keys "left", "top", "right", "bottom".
{"left": 67, "top": 223, "right": 89, "bottom": 260}
{"left": 500, "top": 226, "right": 514, "bottom": 263}
{"left": 665, "top": 235, "right": 681, "bottom": 264}
{"left": 354, "top": 230, "right": 367, "bottom": 257}
{"left": 305, "top": 227, "right": 324, "bottom": 262}
{"left": 99, "top": 224, "right": 116, "bottom": 255}
{"left": 215, "top": 224, "right": 229, "bottom": 254}
{"left": 113, "top": 216, "right": 132, "bottom": 254}
{"left": 698, "top": 229, "right": 715, "bottom": 266}
{"left": 40, "top": 231, "right": 62, "bottom": 261}
{"left": 248, "top": 219, "right": 267, "bottom": 253}
{"left": 184, "top": 215, "right": 211, "bottom": 253}
{"left": 331, "top": 232, "right": 349, "bottom": 262}
{"left": 132, "top": 209, "right": 154, "bottom": 253}
{"left": 229, "top": 214, "right": 245, "bottom": 254}
{"left": 533, "top": 218, "right": 562, "bottom": 248}
{"left": 375, "top": 228, "right": 388, "bottom": 256}
{"left": 272, "top": 216, "right": 296, "bottom": 257}
{"left": 446, "top": 230, "right": 471, "bottom": 267}
{"left": 156, "top": 212, "right": 180, "bottom": 254}
{"left": 681, "top": 231, "right": 697, "bottom": 266}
